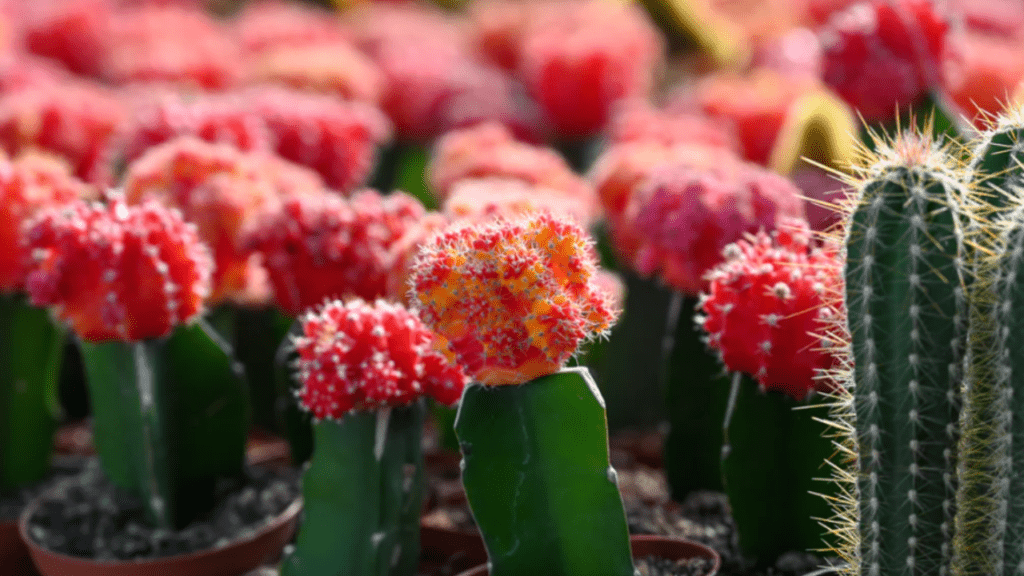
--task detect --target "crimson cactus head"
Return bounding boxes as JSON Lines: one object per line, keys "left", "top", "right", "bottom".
{"left": 629, "top": 161, "right": 806, "bottom": 295}
{"left": 818, "top": 0, "right": 948, "bottom": 122}
{"left": 698, "top": 220, "right": 841, "bottom": 400}
{"left": 0, "top": 153, "right": 95, "bottom": 293}
{"left": 293, "top": 298, "right": 467, "bottom": 420}
{"left": 252, "top": 42, "right": 384, "bottom": 105}
{"left": 443, "top": 177, "right": 599, "bottom": 227}
{"left": 516, "top": 0, "right": 664, "bottom": 136}
{"left": 24, "top": 196, "right": 213, "bottom": 342}
{"left": 409, "top": 212, "right": 618, "bottom": 386}
{"left": 243, "top": 189, "right": 429, "bottom": 316}
{"left": 234, "top": 0, "right": 351, "bottom": 56}
{"left": 123, "top": 136, "right": 323, "bottom": 305}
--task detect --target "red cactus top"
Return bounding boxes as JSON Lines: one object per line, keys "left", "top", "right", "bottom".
{"left": 0, "top": 153, "right": 95, "bottom": 293}
{"left": 698, "top": 220, "right": 841, "bottom": 400}
{"left": 242, "top": 189, "right": 431, "bottom": 316}
{"left": 409, "top": 212, "right": 618, "bottom": 386}
{"left": 293, "top": 298, "right": 467, "bottom": 419}
{"left": 628, "top": 162, "right": 806, "bottom": 295}
{"left": 24, "top": 197, "right": 213, "bottom": 342}
{"left": 123, "top": 136, "right": 325, "bottom": 305}
{"left": 819, "top": 0, "right": 948, "bottom": 122}
{"left": 251, "top": 43, "right": 385, "bottom": 105}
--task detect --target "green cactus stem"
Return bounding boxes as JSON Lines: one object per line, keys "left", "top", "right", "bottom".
{"left": 992, "top": 205, "right": 1024, "bottom": 576}
{"left": 372, "top": 143, "right": 435, "bottom": 210}
{"left": 282, "top": 401, "right": 426, "bottom": 576}
{"left": 0, "top": 295, "right": 64, "bottom": 492}
{"left": 721, "top": 373, "right": 836, "bottom": 566}
{"left": 79, "top": 322, "right": 248, "bottom": 529}
{"left": 843, "top": 134, "right": 968, "bottom": 576}
{"left": 950, "top": 112, "right": 1024, "bottom": 576}
{"left": 597, "top": 272, "right": 673, "bottom": 431}
{"left": 455, "top": 367, "right": 634, "bottom": 576}
{"left": 664, "top": 292, "right": 730, "bottom": 499}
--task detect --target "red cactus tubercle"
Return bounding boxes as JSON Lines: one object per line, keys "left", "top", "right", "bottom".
{"left": 698, "top": 221, "right": 841, "bottom": 400}
{"left": 410, "top": 212, "right": 617, "bottom": 386}
{"left": 293, "top": 298, "right": 467, "bottom": 419}
{"left": 24, "top": 197, "right": 212, "bottom": 342}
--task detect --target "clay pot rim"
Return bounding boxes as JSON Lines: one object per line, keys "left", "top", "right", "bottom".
{"left": 18, "top": 475, "right": 302, "bottom": 570}
{"left": 451, "top": 533, "right": 722, "bottom": 576}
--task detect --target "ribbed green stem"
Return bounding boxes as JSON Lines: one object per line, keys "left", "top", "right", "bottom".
{"left": 282, "top": 402, "right": 426, "bottom": 576}
{"left": 994, "top": 219, "right": 1024, "bottom": 575}
{"left": 722, "top": 376, "right": 836, "bottom": 566}
{"left": 0, "top": 295, "right": 64, "bottom": 492}
{"left": 664, "top": 292, "right": 730, "bottom": 498}
{"left": 455, "top": 368, "right": 634, "bottom": 576}
{"left": 79, "top": 322, "right": 248, "bottom": 529}
{"left": 845, "top": 165, "right": 967, "bottom": 576}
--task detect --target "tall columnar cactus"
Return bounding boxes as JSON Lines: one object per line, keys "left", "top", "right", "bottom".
{"left": 953, "top": 110, "right": 1024, "bottom": 576}
{"left": 281, "top": 299, "right": 465, "bottom": 576}
{"left": 410, "top": 212, "right": 631, "bottom": 575}
{"left": 24, "top": 197, "right": 248, "bottom": 530}
{"left": 837, "top": 131, "right": 970, "bottom": 576}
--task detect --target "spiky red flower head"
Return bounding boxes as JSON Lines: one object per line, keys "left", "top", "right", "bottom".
{"left": 699, "top": 220, "right": 841, "bottom": 400}
{"left": 0, "top": 153, "right": 95, "bottom": 293}
{"left": 245, "top": 87, "right": 392, "bottom": 192}
{"left": 628, "top": 162, "right": 806, "bottom": 295}
{"left": 103, "top": 5, "right": 244, "bottom": 90}
{"left": 517, "top": 0, "right": 664, "bottom": 136}
{"left": 428, "top": 122, "right": 593, "bottom": 206}
{"left": 234, "top": 0, "right": 351, "bottom": 56}
{"left": 443, "top": 177, "right": 598, "bottom": 227}
{"left": 252, "top": 42, "right": 384, "bottom": 105}
{"left": 22, "top": 0, "right": 114, "bottom": 77}
{"left": 24, "top": 197, "right": 212, "bottom": 342}
{"left": 0, "top": 82, "right": 125, "bottom": 185}
{"left": 819, "top": 0, "right": 948, "bottom": 122}
{"left": 243, "top": 189, "right": 428, "bottom": 316}
{"left": 115, "top": 91, "right": 272, "bottom": 167}
{"left": 123, "top": 136, "right": 324, "bottom": 305}
{"left": 410, "top": 212, "right": 617, "bottom": 386}
{"left": 294, "top": 298, "right": 467, "bottom": 419}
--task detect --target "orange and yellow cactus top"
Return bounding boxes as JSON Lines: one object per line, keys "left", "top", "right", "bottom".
{"left": 409, "top": 212, "right": 617, "bottom": 385}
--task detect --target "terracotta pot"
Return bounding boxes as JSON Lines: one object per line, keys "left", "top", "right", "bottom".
{"left": 453, "top": 534, "right": 722, "bottom": 576}
{"left": 20, "top": 489, "right": 302, "bottom": 576}
{"left": 1, "top": 518, "right": 37, "bottom": 574}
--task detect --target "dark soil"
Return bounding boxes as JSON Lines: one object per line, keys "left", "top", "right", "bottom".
{"left": 0, "top": 455, "right": 86, "bottom": 522}
{"left": 25, "top": 458, "right": 299, "bottom": 561}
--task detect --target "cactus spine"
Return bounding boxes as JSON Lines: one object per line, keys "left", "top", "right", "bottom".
{"left": 842, "top": 131, "right": 969, "bottom": 576}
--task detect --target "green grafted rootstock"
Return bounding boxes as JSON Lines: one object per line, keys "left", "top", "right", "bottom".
{"left": 0, "top": 295, "right": 63, "bottom": 492}
{"left": 281, "top": 402, "right": 426, "bottom": 576}
{"left": 79, "top": 322, "right": 248, "bottom": 530}
{"left": 455, "top": 367, "right": 635, "bottom": 576}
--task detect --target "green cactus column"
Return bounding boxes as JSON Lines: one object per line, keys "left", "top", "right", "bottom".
{"left": 952, "top": 113, "right": 1024, "bottom": 576}
{"left": 80, "top": 322, "right": 248, "bottom": 529}
{"left": 282, "top": 402, "right": 426, "bottom": 576}
{"left": 455, "top": 368, "right": 635, "bottom": 576}
{"left": 843, "top": 134, "right": 969, "bottom": 576}
{"left": 0, "top": 295, "right": 64, "bottom": 492}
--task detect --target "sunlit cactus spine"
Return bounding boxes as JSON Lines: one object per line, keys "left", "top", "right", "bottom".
{"left": 834, "top": 130, "right": 970, "bottom": 576}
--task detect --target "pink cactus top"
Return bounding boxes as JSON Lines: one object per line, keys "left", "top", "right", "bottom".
{"left": 294, "top": 298, "right": 467, "bottom": 419}
{"left": 698, "top": 220, "right": 841, "bottom": 400}
{"left": 628, "top": 162, "right": 806, "bottom": 296}
{"left": 410, "top": 212, "right": 617, "bottom": 386}
{"left": 24, "top": 197, "right": 213, "bottom": 342}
